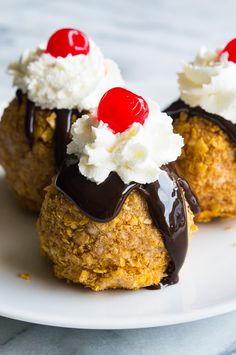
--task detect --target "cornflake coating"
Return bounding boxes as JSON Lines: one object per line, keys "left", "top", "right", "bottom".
{"left": 174, "top": 113, "right": 236, "bottom": 222}
{"left": 0, "top": 96, "right": 77, "bottom": 211}
{"left": 37, "top": 185, "right": 195, "bottom": 291}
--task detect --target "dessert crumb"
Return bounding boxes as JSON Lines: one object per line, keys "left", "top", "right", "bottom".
{"left": 18, "top": 272, "right": 31, "bottom": 281}
{"left": 232, "top": 243, "right": 236, "bottom": 248}
{"left": 224, "top": 225, "right": 232, "bottom": 231}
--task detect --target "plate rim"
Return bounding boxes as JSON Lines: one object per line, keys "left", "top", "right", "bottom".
{"left": 1, "top": 298, "right": 236, "bottom": 329}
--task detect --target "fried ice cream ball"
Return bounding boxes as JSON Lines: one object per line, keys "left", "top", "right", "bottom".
{"left": 0, "top": 96, "right": 76, "bottom": 211}
{"left": 174, "top": 113, "right": 236, "bottom": 222}
{"left": 37, "top": 184, "right": 196, "bottom": 291}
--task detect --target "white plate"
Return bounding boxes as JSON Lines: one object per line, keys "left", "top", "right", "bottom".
{"left": 0, "top": 168, "right": 236, "bottom": 330}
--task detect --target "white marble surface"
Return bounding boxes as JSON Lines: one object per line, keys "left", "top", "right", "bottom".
{"left": 1, "top": 0, "right": 236, "bottom": 354}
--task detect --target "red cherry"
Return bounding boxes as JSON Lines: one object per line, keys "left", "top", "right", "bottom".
{"left": 45, "top": 28, "right": 90, "bottom": 58}
{"left": 97, "top": 88, "right": 149, "bottom": 133}
{"left": 219, "top": 38, "right": 236, "bottom": 63}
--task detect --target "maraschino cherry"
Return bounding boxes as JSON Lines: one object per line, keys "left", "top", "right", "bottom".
{"left": 97, "top": 87, "right": 149, "bottom": 133}
{"left": 45, "top": 28, "right": 90, "bottom": 58}
{"left": 219, "top": 38, "right": 236, "bottom": 63}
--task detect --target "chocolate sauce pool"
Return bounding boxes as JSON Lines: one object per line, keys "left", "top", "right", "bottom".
{"left": 16, "top": 90, "right": 82, "bottom": 168}
{"left": 165, "top": 99, "right": 236, "bottom": 144}
{"left": 56, "top": 156, "right": 199, "bottom": 286}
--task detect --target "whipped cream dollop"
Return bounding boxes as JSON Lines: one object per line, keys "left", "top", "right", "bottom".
{"left": 178, "top": 47, "right": 236, "bottom": 123}
{"left": 8, "top": 41, "right": 123, "bottom": 110}
{"left": 67, "top": 100, "right": 184, "bottom": 184}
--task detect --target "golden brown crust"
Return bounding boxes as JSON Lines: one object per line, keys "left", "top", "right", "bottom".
{"left": 0, "top": 96, "right": 78, "bottom": 211}
{"left": 37, "top": 184, "right": 195, "bottom": 291}
{"left": 174, "top": 113, "right": 236, "bottom": 222}
{"left": 0, "top": 97, "right": 55, "bottom": 210}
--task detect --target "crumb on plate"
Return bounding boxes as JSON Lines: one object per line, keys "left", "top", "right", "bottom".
{"left": 224, "top": 225, "right": 233, "bottom": 231}
{"left": 18, "top": 272, "right": 31, "bottom": 281}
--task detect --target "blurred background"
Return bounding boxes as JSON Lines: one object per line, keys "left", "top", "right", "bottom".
{"left": 1, "top": 0, "right": 236, "bottom": 109}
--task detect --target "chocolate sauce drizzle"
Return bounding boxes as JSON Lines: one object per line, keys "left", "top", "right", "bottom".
{"left": 16, "top": 90, "right": 81, "bottom": 169}
{"left": 165, "top": 99, "right": 236, "bottom": 144}
{"left": 56, "top": 156, "right": 199, "bottom": 287}
{"left": 25, "top": 99, "right": 35, "bottom": 147}
{"left": 55, "top": 109, "right": 74, "bottom": 169}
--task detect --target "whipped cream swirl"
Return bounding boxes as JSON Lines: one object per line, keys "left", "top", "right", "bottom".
{"left": 67, "top": 100, "right": 184, "bottom": 184}
{"left": 8, "top": 41, "right": 123, "bottom": 111}
{"left": 179, "top": 47, "right": 236, "bottom": 123}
